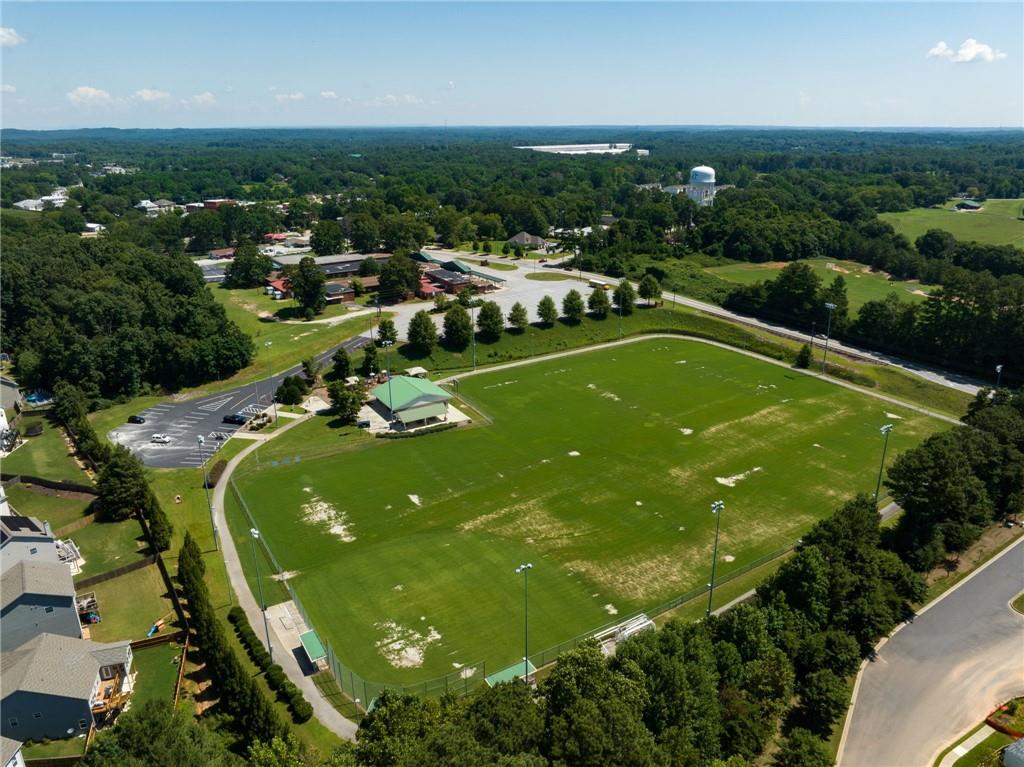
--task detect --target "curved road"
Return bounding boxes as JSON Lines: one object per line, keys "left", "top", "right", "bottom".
{"left": 839, "top": 535, "right": 1024, "bottom": 767}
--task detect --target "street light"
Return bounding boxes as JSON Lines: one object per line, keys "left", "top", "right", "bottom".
{"left": 875, "top": 424, "right": 894, "bottom": 506}
{"left": 515, "top": 563, "right": 533, "bottom": 682}
{"left": 249, "top": 528, "right": 273, "bottom": 663}
{"left": 706, "top": 500, "right": 725, "bottom": 617}
{"left": 996, "top": 364, "right": 1004, "bottom": 389}
{"left": 265, "top": 341, "right": 277, "bottom": 423}
{"left": 471, "top": 303, "right": 478, "bottom": 370}
{"left": 821, "top": 302, "right": 837, "bottom": 375}
{"left": 196, "top": 435, "right": 218, "bottom": 550}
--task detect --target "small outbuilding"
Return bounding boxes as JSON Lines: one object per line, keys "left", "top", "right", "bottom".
{"left": 372, "top": 376, "right": 451, "bottom": 427}
{"left": 1003, "top": 738, "right": 1024, "bottom": 767}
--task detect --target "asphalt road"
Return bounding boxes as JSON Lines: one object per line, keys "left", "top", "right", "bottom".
{"left": 109, "top": 334, "right": 371, "bottom": 469}
{"left": 839, "top": 535, "right": 1024, "bottom": 767}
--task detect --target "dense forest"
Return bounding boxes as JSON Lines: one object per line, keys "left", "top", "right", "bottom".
{"left": 3, "top": 127, "right": 1022, "bottom": 392}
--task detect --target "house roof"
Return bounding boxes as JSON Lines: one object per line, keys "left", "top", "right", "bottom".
{"left": 1, "top": 736, "right": 21, "bottom": 764}
{"left": 1, "top": 633, "right": 130, "bottom": 701}
{"left": 396, "top": 402, "right": 447, "bottom": 424}
{"left": 153, "top": 199, "right": 176, "bottom": 207}
{"left": 508, "top": 231, "right": 547, "bottom": 247}
{"left": 426, "top": 268, "right": 471, "bottom": 285}
{"left": 1, "top": 559, "right": 76, "bottom": 610}
{"left": 325, "top": 282, "right": 352, "bottom": 296}
{"left": 1, "top": 515, "right": 51, "bottom": 546}
{"left": 372, "top": 376, "right": 450, "bottom": 413}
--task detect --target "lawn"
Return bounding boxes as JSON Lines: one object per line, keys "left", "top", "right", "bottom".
{"left": 525, "top": 272, "right": 573, "bottom": 281}
{"left": 131, "top": 641, "right": 184, "bottom": 706}
{"left": 952, "top": 730, "right": 1014, "bottom": 767}
{"left": 3, "top": 482, "right": 94, "bottom": 532}
{"left": 2, "top": 413, "right": 94, "bottom": 484}
{"left": 880, "top": 198, "right": 1024, "bottom": 249}
{"left": 21, "top": 737, "right": 87, "bottom": 759}
{"left": 705, "top": 258, "right": 935, "bottom": 314}
{"left": 85, "top": 564, "right": 178, "bottom": 642}
{"left": 71, "top": 517, "right": 150, "bottom": 580}
{"left": 228, "top": 338, "right": 944, "bottom": 687}
{"left": 1013, "top": 592, "right": 1024, "bottom": 614}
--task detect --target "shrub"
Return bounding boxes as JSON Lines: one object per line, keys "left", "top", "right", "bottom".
{"left": 204, "top": 459, "right": 228, "bottom": 488}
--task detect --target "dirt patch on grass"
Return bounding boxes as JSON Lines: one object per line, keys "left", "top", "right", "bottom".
{"left": 301, "top": 496, "right": 355, "bottom": 542}
{"left": 374, "top": 620, "right": 442, "bottom": 668}
{"left": 491, "top": 503, "right": 592, "bottom": 551}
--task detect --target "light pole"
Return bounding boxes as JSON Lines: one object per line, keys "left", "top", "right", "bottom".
{"left": 515, "top": 563, "right": 532, "bottom": 682}
{"left": 996, "top": 364, "right": 1004, "bottom": 389}
{"left": 249, "top": 528, "right": 273, "bottom": 663}
{"left": 265, "top": 341, "right": 277, "bottom": 423}
{"left": 706, "top": 500, "right": 724, "bottom": 617}
{"left": 471, "top": 303, "right": 477, "bottom": 370}
{"left": 197, "top": 435, "right": 218, "bottom": 550}
{"left": 875, "top": 424, "right": 894, "bottom": 506}
{"left": 381, "top": 339, "right": 395, "bottom": 421}
{"left": 821, "top": 302, "right": 836, "bottom": 375}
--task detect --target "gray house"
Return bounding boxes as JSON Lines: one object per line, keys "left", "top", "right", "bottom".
{"left": 1, "top": 633, "right": 133, "bottom": 743}
{"left": 1, "top": 736, "right": 24, "bottom": 767}
{"left": 1, "top": 560, "right": 81, "bottom": 650}
{"left": 0, "top": 516, "right": 58, "bottom": 573}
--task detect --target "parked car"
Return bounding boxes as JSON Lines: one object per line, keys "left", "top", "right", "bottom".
{"left": 128, "top": 415, "right": 146, "bottom": 424}
{"left": 357, "top": 418, "right": 371, "bottom": 429}
{"left": 150, "top": 434, "right": 171, "bottom": 444}
{"left": 222, "top": 413, "right": 249, "bottom": 425}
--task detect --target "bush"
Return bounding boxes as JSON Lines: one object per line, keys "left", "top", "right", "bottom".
{"left": 265, "top": 665, "right": 286, "bottom": 691}
{"left": 291, "top": 699, "right": 314, "bottom": 723}
{"left": 795, "top": 343, "right": 813, "bottom": 369}
{"left": 228, "top": 606, "right": 246, "bottom": 624}
{"left": 375, "top": 422, "right": 458, "bottom": 439}
{"left": 204, "top": 459, "right": 228, "bottom": 488}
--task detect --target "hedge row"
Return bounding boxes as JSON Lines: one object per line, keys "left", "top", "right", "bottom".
{"left": 178, "top": 534, "right": 286, "bottom": 742}
{"left": 228, "top": 606, "right": 314, "bottom": 723}
{"left": 375, "top": 422, "right": 459, "bottom": 439}
{"left": 204, "top": 459, "right": 228, "bottom": 488}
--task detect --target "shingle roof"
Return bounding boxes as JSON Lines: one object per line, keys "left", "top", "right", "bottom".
{"left": 0, "top": 736, "right": 21, "bottom": 764}
{"left": 1, "top": 633, "right": 130, "bottom": 700}
{"left": 1, "top": 560, "right": 75, "bottom": 610}
{"left": 372, "top": 376, "right": 450, "bottom": 413}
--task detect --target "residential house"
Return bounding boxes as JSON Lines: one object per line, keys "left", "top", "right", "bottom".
{"left": 1, "top": 737, "right": 24, "bottom": 767}
{"left": 1, "top": 633, "right": 133, "bottom": 742}
{"left": 152, "top": 199, "right": 178, "bottom": 213}
{"left": 12, "top": 200, "right": 44, "bottom": 212}
{"left": 1, "top": 560, "right": 81, "bottom": 650}
{"left": 207, "top": 247, "right": 236, "bottom": 260}
{"left": 325, "top": 282, "right": 354, "bottom": 304}
{"left": 0, "top": 516, "right": 57, "bottom": 574}
{"left": 135, "top": 200, "right": 159, "bottom": 216}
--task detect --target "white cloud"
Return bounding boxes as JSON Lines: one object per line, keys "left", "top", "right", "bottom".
{"left": 928, "top": 38, "right": 1006, "bottom": 63}
{"left": 186, "top": 91, "right": 216, "bottom": 106}
{"left": 1, "top": 84, "right": 16, "bottom": 93}
{"left": 370, "top": 93, "right": 424, "bottom": 107}
{"left": 0, "top": 27, "right": 26, "bottom": 47}
{"left": 447, "top": 81, "right": 456, "bottom": 90}
{"left": 320, "top": 90, "right": 338, "bottom": 99}
{"left": 275, "top": 91, "right": 305, "bottom": 103}
{"left": 134, "top": 88, "right": 170, "bottom": 102}
{"left": 798, "top": 90, "right": 812, "bottom": 108}
{"left": 67, "top": 86, "right": 112, "bottom": 106}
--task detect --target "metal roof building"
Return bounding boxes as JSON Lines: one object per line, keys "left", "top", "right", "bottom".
{"left": 371, "top": 376, "right": 451, "bottom": 426}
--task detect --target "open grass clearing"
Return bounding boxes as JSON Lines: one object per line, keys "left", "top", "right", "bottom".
{"left": 3, "top": 482, "right": 94, "bottom": 531}
{"left": 131, "top": 641, "right": 184, "bottom": 707}
{"left": 230, "top": 338, "right": 945, "bottom": 686}
{"left": 705, "top": 257, "right": 935, "bottom": 314}
{"left": 880, "top": 198, "right": 1024, "bottom": 249}
{"left": 525, "top": 271, "right": 573, "bottom": 281}
{"left": 21, "top": 737, "right": 87, "bottom": 759}
{"left": 71, "top": 517, "right": 150, "bottom": 580}
{"left": 86, "top": 564, "right": 178, "bottom": 643}
{"left": 2, "top": 413, "right": 93, "bottom": 484}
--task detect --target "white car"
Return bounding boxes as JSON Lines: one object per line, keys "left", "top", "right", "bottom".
{"left": 150, "top": 434, "right": 171, "bottom": 444}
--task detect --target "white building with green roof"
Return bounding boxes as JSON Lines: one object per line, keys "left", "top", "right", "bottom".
{"left": 371, "top": 376, "right": 451, "bottom": 427}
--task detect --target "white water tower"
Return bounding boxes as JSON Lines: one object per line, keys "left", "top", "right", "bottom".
{"left": 687, "top": 165, "right": 717, "bottom": 206}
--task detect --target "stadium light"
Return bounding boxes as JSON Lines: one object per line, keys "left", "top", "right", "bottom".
{"left": 821, "top": 302, "right": 837, "bottom": 375}
{"left": 196, "top": 435, "right": 218, "bottom": 551}
{"left": 515, "top": 563, "right": 533, "bottom": 683}
{"left": 249, "top": 527, "right": 273, "bottom": 663}
{"left": 875, "top": 424, "right": 894, "bottom": 506}
{"left": 381, "top": 339, "right": 395, "bottom": 423}
{"left": 706, "top": 500, "right": 725, "bottom": 617}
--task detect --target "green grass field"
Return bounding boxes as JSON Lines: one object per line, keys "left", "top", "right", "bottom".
{"left": 86, "top": 564, "right": 178, "bottom": 642}
{"left": 2, "top": 414, "right": 93, "bottom": 484}
{"left": 131, "top": 641, "right": 183, "bottom": 706}
{"left": 705, "top": 258, "right": 934, "bottom": 314}
{"left": 3, "top": 483, "right": 94, "bottom": 532}
{"left": 71, "top": 517, "right": 150, "bottom": 580}
{"left": 229, "top": 338, "right": 944, "bottom": 686}
{"left": 880, "top": 198, "right": 1024, "bottom": 249}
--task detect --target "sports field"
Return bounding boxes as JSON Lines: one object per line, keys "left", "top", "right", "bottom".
{"left": 229, "top": 338, "right": 944, "bottom": 685}
{"left": 705, "top": 258, "right": 934, "bottom": 314}
{"left": 879, "top": 198, "right": 1024, "bottom": 249}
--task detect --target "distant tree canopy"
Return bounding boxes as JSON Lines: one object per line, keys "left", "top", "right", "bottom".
{"left": 1, "top": 224, "right": 253, "bottom": 399}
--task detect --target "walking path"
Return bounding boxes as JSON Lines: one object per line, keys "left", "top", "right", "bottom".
{"left": 936, "top": 725, "right": 997, "bottom": 767}
{"left": 209, "top": 413, "right": 359, "bottom": 741}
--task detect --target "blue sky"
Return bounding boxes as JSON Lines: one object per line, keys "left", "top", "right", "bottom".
{"left": 1, "top": 2, "right": 1021, "bottom": 129}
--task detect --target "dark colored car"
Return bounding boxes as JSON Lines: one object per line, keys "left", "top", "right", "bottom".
{"left": 127, "top": 415, "right": 146, "bottom": 424}
{"left": 222, "top": 413, "right": 249, "bottom": 425}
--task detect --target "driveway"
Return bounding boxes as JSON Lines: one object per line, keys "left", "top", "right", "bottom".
{"left": 838, "top": 536, "right": 1024, "bottom": 767}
